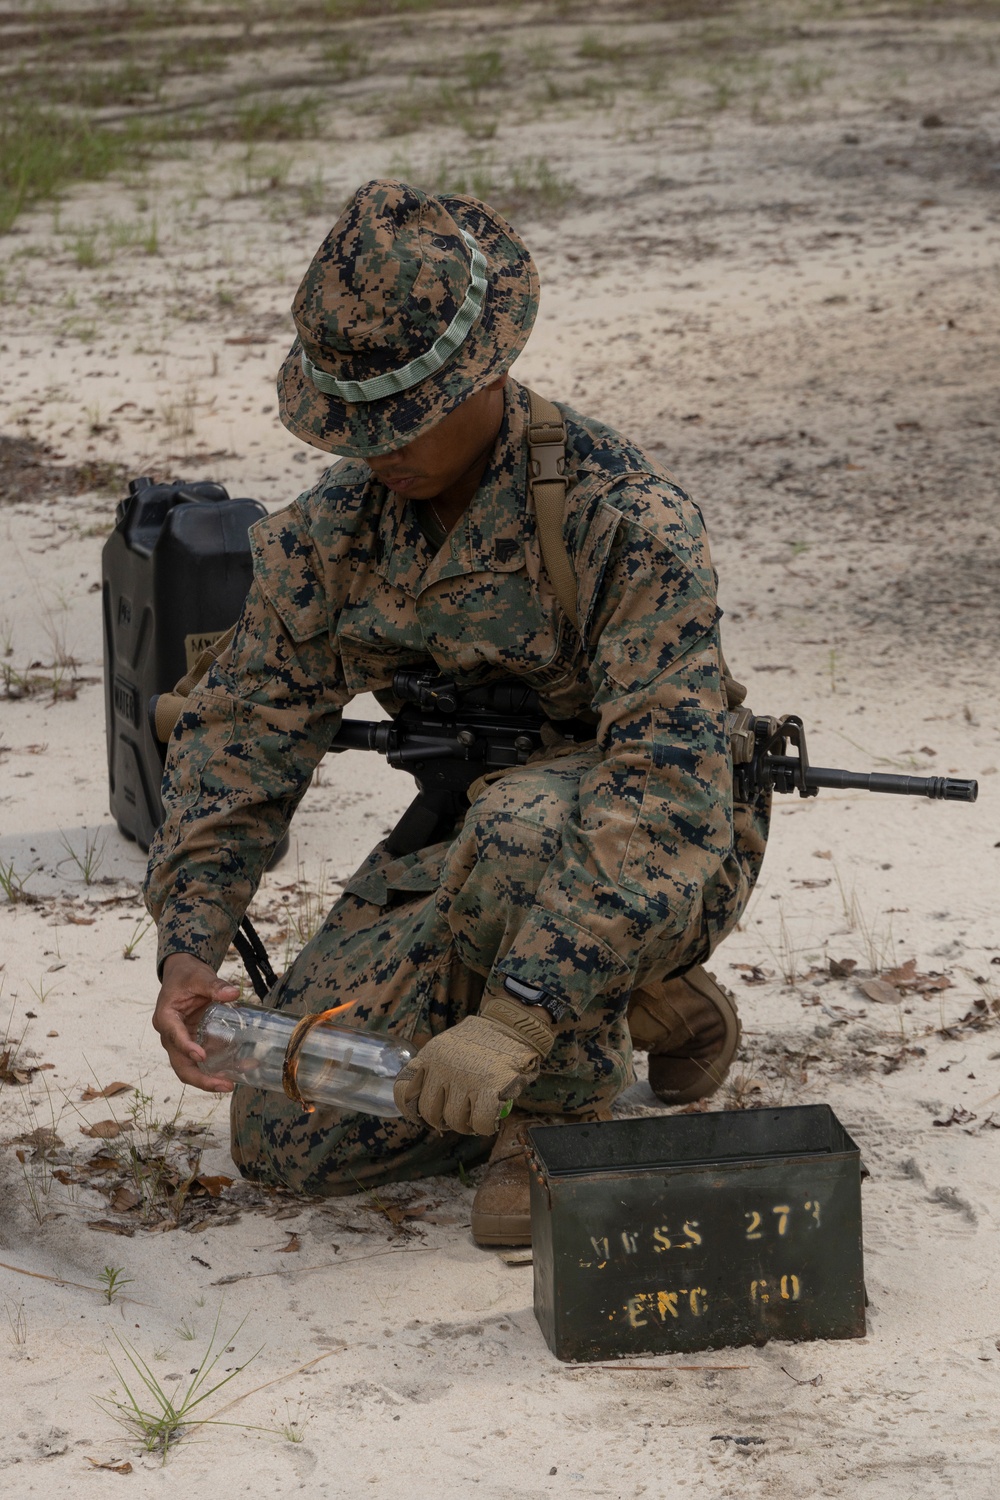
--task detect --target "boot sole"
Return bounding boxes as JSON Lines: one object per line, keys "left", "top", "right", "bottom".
{"left": 470, "top": 1208, "right": 531, "bottom": 1248}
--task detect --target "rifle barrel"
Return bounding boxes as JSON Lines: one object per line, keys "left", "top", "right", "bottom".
{"left": 329, "top": 720, "right": 482, "bottom": 761}
{"left": 768, "top": 757, "right": 978, "bottom": 802}
{"left": 328, "top": 718, "right": 382, "bottom": 753}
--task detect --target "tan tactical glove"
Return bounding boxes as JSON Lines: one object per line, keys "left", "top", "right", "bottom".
{"left": 393, "top": 992, "right": 555, "bottom": 1137}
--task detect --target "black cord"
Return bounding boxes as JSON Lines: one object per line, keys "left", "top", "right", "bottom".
{"left": 232, "top": 917, "right": 278, "bottom": 1001}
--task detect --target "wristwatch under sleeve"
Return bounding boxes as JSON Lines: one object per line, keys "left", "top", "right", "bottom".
{"left": 501, "top": 974, "right": 570, "bottom": 1025}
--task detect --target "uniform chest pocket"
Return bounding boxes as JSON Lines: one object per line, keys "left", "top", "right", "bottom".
{"left": 417, "top": 570, "right": 582, "bottom": 689}
{"left": 336, "top": 589, "right": 428, "bottom": 695}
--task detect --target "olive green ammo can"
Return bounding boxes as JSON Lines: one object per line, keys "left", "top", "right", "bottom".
{"left": 527, "top": 1105, "right": 866, "bottom": 1363}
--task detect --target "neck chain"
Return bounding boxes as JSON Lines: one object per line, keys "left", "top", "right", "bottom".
{"left": 428, "top": 500, "right": 449, "bottom": 534}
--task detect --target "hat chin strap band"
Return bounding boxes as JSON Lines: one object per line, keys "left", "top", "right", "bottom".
{"left": 300, "top": 230, "right": 488, "bottom": 405}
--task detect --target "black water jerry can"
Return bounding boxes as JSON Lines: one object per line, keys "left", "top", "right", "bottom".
{"left": 528, "top": 1105, "right": 867, "bottom": 1362}
{"left": 102, "top": 477, "right": 267, "bottom": 850}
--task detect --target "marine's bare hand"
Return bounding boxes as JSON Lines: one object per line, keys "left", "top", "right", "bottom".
{"left": 153, "top": 953, "right": 241, "bottom": 1092}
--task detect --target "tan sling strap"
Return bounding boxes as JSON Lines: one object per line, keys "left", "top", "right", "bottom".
{"left": 525, "top": 387, "right": 579, "bottom": 632}
{"left": 524, "top": 388, "right": 747, "bottom": 713}
{"left": 152, "top": 623, "right": 237, "bottom": 744}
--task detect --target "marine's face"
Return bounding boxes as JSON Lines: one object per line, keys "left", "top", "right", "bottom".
{"left": 365, "top": 376, "right": 506, "bottom": 503}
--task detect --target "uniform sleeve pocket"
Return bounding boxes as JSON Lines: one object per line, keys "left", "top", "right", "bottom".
{"left": 250, "top": 502, "right": 328, "bottom": 643}
{"left": 618, "top": 704, "right": 732, "bottom": 916}
{"left": 602, "top": 590, "right": 720, "bottom": 693}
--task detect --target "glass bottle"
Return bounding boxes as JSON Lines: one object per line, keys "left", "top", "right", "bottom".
{"left": 197, "top": 1003, "right": 414, "bottom": 1117}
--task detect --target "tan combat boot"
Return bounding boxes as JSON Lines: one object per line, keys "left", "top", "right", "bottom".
{"left": 470, "top": 1107, "right": 611, "bottom": 1248}
{"left": 627, "top": 965, "right": 741, "bottom": 1105}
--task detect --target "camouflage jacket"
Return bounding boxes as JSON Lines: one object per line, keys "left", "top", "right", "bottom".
{"left": 145, "top": 380, "right": 752, "bottom": 1017}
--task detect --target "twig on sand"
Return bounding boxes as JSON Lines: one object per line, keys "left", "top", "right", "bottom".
{"left": 208, "top": 1348, "right": 345, "bottom": 1421}
{"left": 0, "top": 1258, "right": 150, "bottom": 1306}
{"left": 211, "top": 1244, "right": 436, "bottom": 1286}
{"left": 590, "top": 1362, "right": 751, "bottom": 1372}
{"left": 0, "top": 1257, "right": 102, "bottom": 1294}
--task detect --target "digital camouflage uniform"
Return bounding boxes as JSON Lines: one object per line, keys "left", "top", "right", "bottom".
{"left": 144, "top": 377, "right": 770, "bottom": 1195}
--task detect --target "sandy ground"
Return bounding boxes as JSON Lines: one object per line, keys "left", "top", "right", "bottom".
{"left": 1, "top": 3, "right": 999, "bottom": 1496}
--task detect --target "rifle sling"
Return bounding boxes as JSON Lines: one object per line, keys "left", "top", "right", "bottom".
{"left": 524, "top": 388, "right": 746, "bottom": 710}
{"left": 525, "top": 387, "right": 579, "bottom": 632}
{"left": 152, "top": 623, "right": 238, "bottom": 744}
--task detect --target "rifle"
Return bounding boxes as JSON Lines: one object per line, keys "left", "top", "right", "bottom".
{"left": 233, "top": 670, "right": 977, "bottom": 999}
{"left": 329, "top": 670, "right": 978, "bottom": 860}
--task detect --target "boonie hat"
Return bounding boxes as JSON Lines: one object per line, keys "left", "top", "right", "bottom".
{"left": 277, "top": 179, "right": 540, "bottom": 458}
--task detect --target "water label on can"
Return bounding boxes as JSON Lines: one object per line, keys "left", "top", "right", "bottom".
{"left": 184, "top": 630, "right": 228, "bottom": 674}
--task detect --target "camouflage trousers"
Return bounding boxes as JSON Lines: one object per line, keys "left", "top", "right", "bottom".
{"left": 231, "top": 749, "right": 749, "bottom": 1197}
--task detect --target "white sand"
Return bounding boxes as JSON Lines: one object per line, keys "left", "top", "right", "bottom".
{"left": 1, "top": 5, "right": 998, "bottom": 1496}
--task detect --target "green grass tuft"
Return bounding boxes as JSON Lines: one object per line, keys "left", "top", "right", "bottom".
{"left": 0, "top": 108, "right": 138, "bottom": 235}
{"left": 230, "top": 98, "right": 320, "bottom": 143}
{"left": 99, "top": 1311, "right": 260, "bottom": 1461}
{"left": 433, "top": 155, "right": 578, "bottom": 218}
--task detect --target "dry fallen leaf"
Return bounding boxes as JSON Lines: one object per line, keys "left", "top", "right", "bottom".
{"left": 80, "top": 1082, "right": 133, "bottom": 1101}
{"left": 934, "top": 1105, "right": 976, "bottom": 1128}
{"left": 87, "top": 1220, "right": 136, "bottom": 1236}
{"left": 85, "top": 1457, "right": 133, "bottom": 1474}
{"left": 0, "top": 1048, "right": 37, "bottom": 1085}
{"left": 80, "top": 1119, "right": 134, "bottom": 1140}
{"left": 829, "top": 957, "right": 858, "bottom": 978}
{"left": 194, "top": 1174, "right": 233, "bottom": 1198}
{"left": 14, "top": 1126, "right": 63, "bottom": 1150}
{"left": 365, "top": 1200, "right": 437, "bottom": 1227}
{"left": 914, "top": 974, "right": 952, "bottom": 994}
{"left": 110, "top": 1186, "right": 141, "bottom": 1213}
{"left": 858, "top": 978, "right": 902, "bottom": 1005}
{"left": 730, "top": 964, "right": 770, "bottom": 986}
{"left": 879, "top": 959, "right": 953, "bottom": 996}
{"left": 276, "top": 1233, "right": 301, "bottom": 1254}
